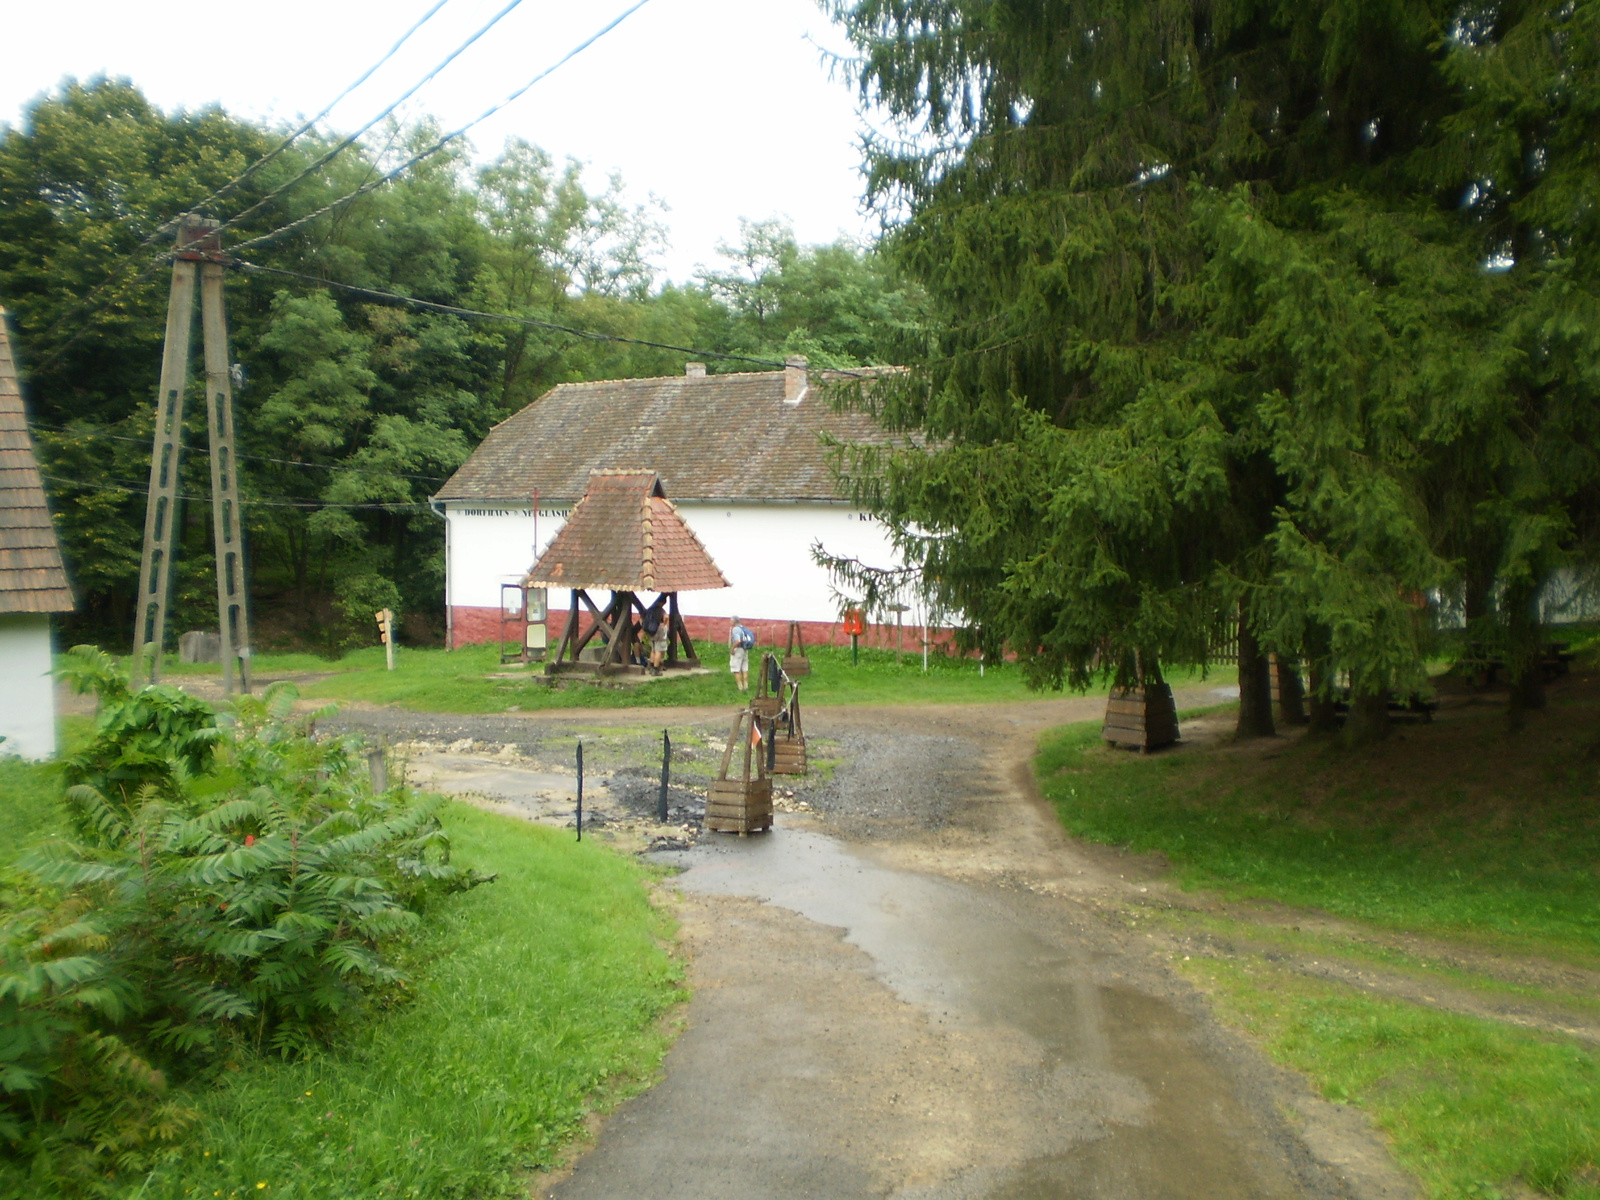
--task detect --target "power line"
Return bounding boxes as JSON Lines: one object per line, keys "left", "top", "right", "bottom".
{"left": 231, "top": 260, "right": 876, "bottom": 378}
{"left": 212, "top": 0, "right": 529, "bottom": 242}
{"left": 28, "top": 0, "right": 657, "bottom": 372}
{"left": 190, "top": 0, "right": 456, "bottom": 217}
{"left": 27, "top": 420, "right": 449, "bottom": 483}
{"left": 229, "top": 0, "right": 655, "bottom": 255}
{"left": 23, "top": 0, "right": 457, "bottom": 355}
{"left": 39, "top": 472, "right": 432, "bottom": 512}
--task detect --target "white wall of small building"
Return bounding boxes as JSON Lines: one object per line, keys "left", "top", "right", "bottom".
{"left": 443, "top": 500, "right": 902, "bottom": 623}
{"left": 0, "top": 613, "right": 57, "bottom": 759}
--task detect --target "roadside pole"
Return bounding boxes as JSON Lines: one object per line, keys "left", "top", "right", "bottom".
{"left": 132, "top": 215, "right": 253, "bottom": 692}
{"left": 658, "top": 729, "right": 671, "bottom": 822}
{"left": 375, "top": 608, "right": 396, "bottom": 670}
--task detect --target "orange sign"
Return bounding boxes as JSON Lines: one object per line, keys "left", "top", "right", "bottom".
{"left": 842, "top": 610, "right": 865, "bottom": 637}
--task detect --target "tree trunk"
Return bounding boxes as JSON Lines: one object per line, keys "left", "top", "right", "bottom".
{"left": 1236, "top": 617, "right": 1276, "bottom": 738}
{"left": 1304, "top": 622, "right": 1340, "bottom": 735}
{"left": 1505, "top": 581, "right": 1546, "bottom": 731}
{"left": 1275, "top": 655, "right": 1308, "bottom": 726}
{"left": 1343, "top": 671, "right": 1392, "bottom": 746}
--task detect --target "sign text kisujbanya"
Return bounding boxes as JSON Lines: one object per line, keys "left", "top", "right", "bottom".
{"left": 455, "top": 508, "right": 570, "bottom": 519}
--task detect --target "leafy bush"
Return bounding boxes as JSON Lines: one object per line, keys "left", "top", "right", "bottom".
{"left": 0, "top": 647, "right": 490, "bottom": 1189}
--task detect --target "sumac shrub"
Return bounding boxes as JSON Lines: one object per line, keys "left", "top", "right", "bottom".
{"left": 1, "top": 647, "right": 490, "bottom": 1187}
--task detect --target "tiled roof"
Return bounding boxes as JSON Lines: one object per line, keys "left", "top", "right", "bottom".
{"left": 0, "top": 308, "right": 73, "bottom": 614}
{"left": 526, "top": 470, "right": 729, "bottom": 593}
{"left": 434, "top": 366, "right": 898, "bottom": 504}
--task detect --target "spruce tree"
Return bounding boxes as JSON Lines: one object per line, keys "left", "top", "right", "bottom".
{"left": 827, "top": 0, "right": 1600, "bottom": 735}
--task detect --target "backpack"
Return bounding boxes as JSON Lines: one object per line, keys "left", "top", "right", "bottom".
{"left": 641, "top": 607, "right": 662, "bottom": 636}
{"left": 735, "top": 625, "right": 755, "bottom": 650}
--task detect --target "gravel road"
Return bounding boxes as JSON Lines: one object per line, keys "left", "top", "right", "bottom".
{"left": 316, "top": 691, "right": 1413, "bottom": 1200}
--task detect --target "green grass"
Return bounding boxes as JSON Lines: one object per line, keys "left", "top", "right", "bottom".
{"left": 1036, "top": 698, "right": 1600, "bottom": 1198}
{"left": 1187, "top": 959, "right": 1600, "bottom": 1200}
{"left": 0, "top": 718, "right": 89, "bottom": 855}
{"left": 141, "top": 641, "right": 1227, "bottom": 715}
{"left": 141, "top": 650, "right": 375, "bottom": 677}
{"left": 114, "top": 640, "right": 1234, "bottom": 715}
{"left": 0, "top": 757, "right": 66, "bottom": 855}
{"left": 119, "top": 803, "right": 682, "bottom": 1199}
{"left": 1151, "top": 909, "right": 1600, "bottom": 1022}
{"left": 206, "top": 643, "right": 1042, "bottom": 713}
{"left": 0, "top": 758, "right": 683, "bottom": 1198}
{"left": 1033, "top": 719, "right": 1600, "bottom": 956}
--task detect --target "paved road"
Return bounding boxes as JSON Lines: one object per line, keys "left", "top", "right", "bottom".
{"left": 539, "top": 697, "right": 1410, "bottom": 1200}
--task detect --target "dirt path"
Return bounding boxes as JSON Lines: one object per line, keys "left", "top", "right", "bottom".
{"left": 321, "top": 692, "right": 1414, "bottom": 1199}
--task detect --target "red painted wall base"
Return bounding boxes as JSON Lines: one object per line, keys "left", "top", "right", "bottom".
{"left": 448, "top": 605, "right": 954, "bottom": 655}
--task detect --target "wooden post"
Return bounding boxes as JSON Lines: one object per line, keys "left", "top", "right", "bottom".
{"left": 367, "top": 745, "right": 388, "bottom": 793}
{"left": 374, "top": 608, "right": 395, "bottom": 669}
{"left": 658, "top": 729, "right": 670, "bottom": 822}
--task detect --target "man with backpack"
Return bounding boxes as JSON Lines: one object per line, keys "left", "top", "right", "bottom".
{"left": 728, "top": 615, "right": 755, "bottom": 692}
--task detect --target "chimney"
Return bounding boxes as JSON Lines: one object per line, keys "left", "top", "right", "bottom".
{"left": 783, "top": 354, "right": 808, "bottom": 405}
{"left": 685, "top": 362, "right": 706, "bottom": 378}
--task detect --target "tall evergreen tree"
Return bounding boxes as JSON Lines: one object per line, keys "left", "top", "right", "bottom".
{"left": 827, "top": 0, "right": 1600, "bottom": 735}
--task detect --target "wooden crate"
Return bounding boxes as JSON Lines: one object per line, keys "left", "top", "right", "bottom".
{"left": 706, "top": 708, "right": 774, "bottom": 835}
{"left": 750, "top": 695, "right": 781, "bottom": 718}
{"left": 782, "top": 622, "right": 810, "bottom": 677}
{"left": 706, "top": 777, "right": 773, "bottom": 833}
{"left": 771, "top": 735, "right": 807, "bottom": 775}
{"left": 1102, "top": 683, "right": 1179, "bottom": 751}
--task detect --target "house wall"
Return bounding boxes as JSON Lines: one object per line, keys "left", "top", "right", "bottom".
{"left": 0, "top": 613, "right": 56, "bottom": 759}
{"left": 443, "top": 500, "right": 906, "bottom": 649}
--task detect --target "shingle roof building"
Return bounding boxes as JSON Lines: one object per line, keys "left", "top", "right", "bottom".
{"left": 434, "top": 361, "right": 899, "bottom": 505}
{"left": 526, "top": 470, "right": 728, "bottom": 593}
{"left": 0, "top": 308, "right": 73, "bottom": 615}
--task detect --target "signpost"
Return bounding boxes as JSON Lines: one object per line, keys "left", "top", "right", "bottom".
{"left": 843, "top": 608, "right": 865, "bottom": 666}
{"left": 374, "top": 608, "right": 395, "bottom": 671}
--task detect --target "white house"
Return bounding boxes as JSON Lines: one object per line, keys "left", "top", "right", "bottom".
{"left": 432, "top": 356, "right": 906, "bottom": 650}
{"left": 0, "top": 307, "right": 73, "bottom": 759}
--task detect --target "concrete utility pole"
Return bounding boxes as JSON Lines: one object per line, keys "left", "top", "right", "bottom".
{"left": 132, "top": 216, "right": 252, "bottom": 694}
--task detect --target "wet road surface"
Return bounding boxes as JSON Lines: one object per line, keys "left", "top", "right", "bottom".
{"left": 550, "top": 828, "right": 1354, "bottom": 1200}
{"left": 299, "top": 690, "right": 1401, "bottom": 1199}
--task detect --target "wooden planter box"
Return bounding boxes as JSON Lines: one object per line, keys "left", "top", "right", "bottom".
{"left": 782, "top": 622, "right": 810, "bottom": 677}
{"left": 771, "top": 734, "right": 807, "bottom": 775}
{"left": 706, "top": 709, "right": 774, "bottom": 835}
{"left": 1102, "top": 683, "right": 1179, "bottom": 752}
{"left": 706, "top": 777, "right": 773, "bottom": 833}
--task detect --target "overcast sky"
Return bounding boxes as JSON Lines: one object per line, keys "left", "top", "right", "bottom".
{"left": 0, "top": 0, "right": 887, "bottom": 283}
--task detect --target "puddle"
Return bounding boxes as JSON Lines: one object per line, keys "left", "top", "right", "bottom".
{"left": 659, "top": 831, "right": 1324, "bottom": 1198}
{"left": 668, "top": 829, "right": 1110, "bottom": 1064}
{"left": 404, "top": 753, "right": 590, "bottom": 823}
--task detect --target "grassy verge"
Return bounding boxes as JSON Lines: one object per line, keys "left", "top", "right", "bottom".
{"left": 1033, "top": 715, "right": 1600, "bottom": 955}
{"left": 120, "top": 802, "right": 683, "bottom": 1200}
{"left": 0, "top": 758, "right": 65, "bottom": 855}
{"left": 1185, "top": 959, "right": 1600, "bottom": 1200}
{"left": 0, "top": 754, "right": 684, "bottom": 1199}
{"left": 132, "top": 642, "right": 1227, "bottom": 714}
{"left": 1034, "top": 680, "right": 1600, "bottom": 1199}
